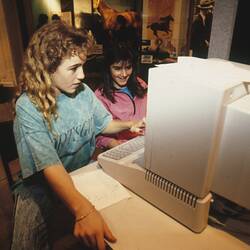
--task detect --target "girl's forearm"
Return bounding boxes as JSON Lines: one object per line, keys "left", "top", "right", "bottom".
{"left": 102, "top": 120, "right": 134, "bottom": 134}
{"left": 43, "top": 164, "right": 93, "bottom": 218}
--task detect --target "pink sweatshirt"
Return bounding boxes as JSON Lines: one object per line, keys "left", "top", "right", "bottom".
{"left": 95, "top": 77, "right": 147, "bottom": 148}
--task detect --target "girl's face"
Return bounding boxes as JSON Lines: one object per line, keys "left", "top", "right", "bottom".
{"left": 51, "top": 54, "right": 86, "bottom": 95}
{"left": 110, "top": 60, "right": 133, "bottom": 88}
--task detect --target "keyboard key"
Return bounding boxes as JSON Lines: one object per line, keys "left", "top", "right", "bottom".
{"left": 103, "top": 136, "right": 144, "bottom": 160}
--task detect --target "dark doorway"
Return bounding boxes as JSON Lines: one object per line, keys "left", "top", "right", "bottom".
{"left": 230, "top": 0, "right": 250, "bottom": 64}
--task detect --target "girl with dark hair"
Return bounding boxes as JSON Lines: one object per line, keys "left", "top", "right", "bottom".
{"left": 95, "top": 44, "right": 147, "bottom": 149}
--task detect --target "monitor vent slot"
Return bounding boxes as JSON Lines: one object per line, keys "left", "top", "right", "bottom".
{"left": 145, "top": 169, "right": 198, "bottom": 208}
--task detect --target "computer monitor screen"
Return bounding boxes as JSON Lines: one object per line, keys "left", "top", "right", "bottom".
{"left": 146, "top": 57, "right": 250, "bottom": 208}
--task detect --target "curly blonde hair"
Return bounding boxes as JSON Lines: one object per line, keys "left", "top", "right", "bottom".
{"left": 16, "top": 21, "right": 93, "bottom": 129}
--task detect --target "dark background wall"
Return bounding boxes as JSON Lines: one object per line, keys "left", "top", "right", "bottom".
{"left": 229, "top": 0, "right": 250, "bottom": 64}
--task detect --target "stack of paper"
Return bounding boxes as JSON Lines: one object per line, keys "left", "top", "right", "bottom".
{"left": 72, "top": 169, "right": 131, "bottom": 210}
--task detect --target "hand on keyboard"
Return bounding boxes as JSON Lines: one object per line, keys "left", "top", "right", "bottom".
{"left": 130, "top": 118, "right": 146, "bottom": 135}
{"left": 107, "top": 139, "right": 124, "bottom": 149}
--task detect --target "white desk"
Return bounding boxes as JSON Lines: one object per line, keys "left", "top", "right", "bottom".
{"left": 71, "top": 162, "right": 249, "bottom": 250}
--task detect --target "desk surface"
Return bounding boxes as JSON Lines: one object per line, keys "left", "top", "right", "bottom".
{"left": 71, "top": 162, "right": 249, "bottom": 250}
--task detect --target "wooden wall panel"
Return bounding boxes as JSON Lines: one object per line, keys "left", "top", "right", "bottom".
{"left": 0, "top": 0, "right": 23, "bottom": 87}
{"left": 0, "top": 2, "right": 16, "bottom": 86}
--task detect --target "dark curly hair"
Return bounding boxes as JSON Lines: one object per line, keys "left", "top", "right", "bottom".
{"left": 100, "top": 43, "right": 147, "bottom": 103}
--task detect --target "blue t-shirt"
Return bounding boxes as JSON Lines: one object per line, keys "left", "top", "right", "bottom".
{"left": 118, "top": 86, "right": 133, "bottom": 99}
{"left": 14, "top": 84, "right": 112, "bottom": 179}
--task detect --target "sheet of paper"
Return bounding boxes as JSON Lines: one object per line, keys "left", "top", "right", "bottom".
{"left": 72, "top": 169, "right": 131, "bottom": 210}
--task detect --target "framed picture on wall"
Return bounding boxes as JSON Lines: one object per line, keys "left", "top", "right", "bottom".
{"left": 142, "top": 0, "right": 176, "bottom": 63}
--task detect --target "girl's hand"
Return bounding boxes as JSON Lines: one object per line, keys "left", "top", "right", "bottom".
{"left": 74, "top": 208, "right": 116, "bottom": 250}
{"left": 130, "top": 118, "right": 146, "bottom": 135}
{"left": 107, "top": 139, "right": 123, "bottom": 149}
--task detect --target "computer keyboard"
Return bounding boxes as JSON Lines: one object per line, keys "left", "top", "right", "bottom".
{"left": 102, "top": 136, "right": 145, "bottom": 160}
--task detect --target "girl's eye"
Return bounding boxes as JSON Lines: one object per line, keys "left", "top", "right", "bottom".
{"left": 70, "top": 66, "right": 81, "bottom": 72}
{"left": 69, "top": 64, "right": 83, "bottom": 72}
{"left": 113, "top": 66, "right": 122, "bottom": 71}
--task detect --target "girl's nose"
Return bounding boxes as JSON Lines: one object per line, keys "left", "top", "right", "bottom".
{"left": 121, "top": 68, "right": 127, "bottom": 77}
{"left": 78, "top": 67, "right": 85, "bottom": 79}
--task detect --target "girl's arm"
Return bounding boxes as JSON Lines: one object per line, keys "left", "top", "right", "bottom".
{"left": 102, "top": 119, "right": 145, "bottom": 135}
{"left": 43, "top": 164, "right": 116, "bottom": 250}
{"left": 96, "top": 134, "right": 123, "bottom": 149}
